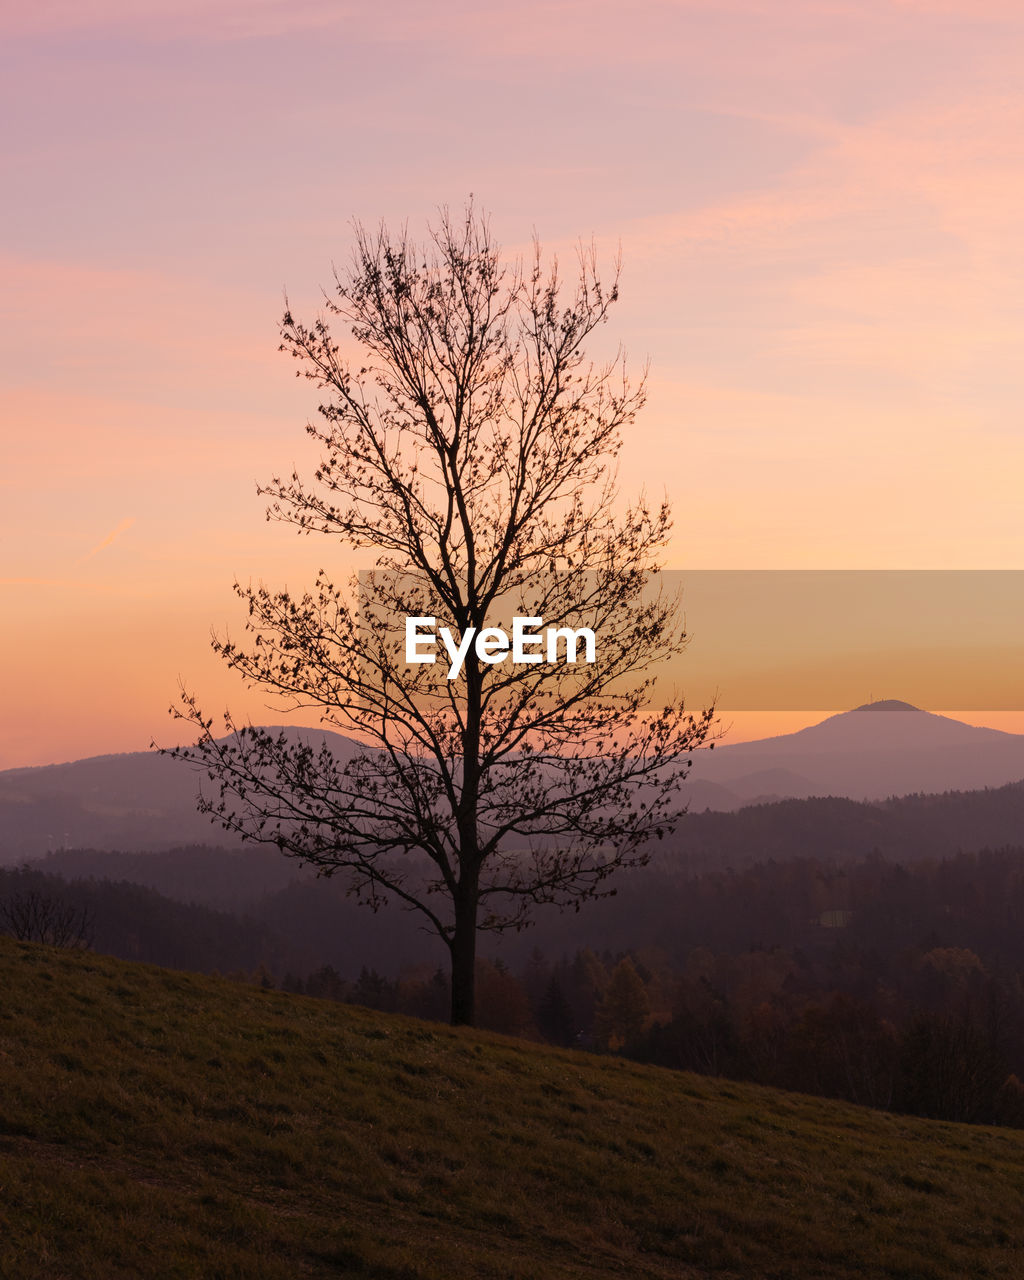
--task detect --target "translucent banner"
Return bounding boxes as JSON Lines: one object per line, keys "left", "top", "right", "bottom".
{"left": 658, "top": 570, "right": 1024, "bottom": 711}
{"left": 356, "top": 569, "right": 1024, "bottom": 712}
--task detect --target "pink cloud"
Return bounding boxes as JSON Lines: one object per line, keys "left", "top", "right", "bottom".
{"left": 0, "top": 0, "right": 350, "bottom": 40}
{"left": 79, "top": 517, "right": 136, "bottom": 563}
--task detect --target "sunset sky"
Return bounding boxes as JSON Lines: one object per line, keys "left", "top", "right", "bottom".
{"left": 3, "top": 0, "right": 1024, "bottom": 768}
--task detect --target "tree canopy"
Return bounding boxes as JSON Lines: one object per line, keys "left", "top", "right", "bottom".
{"left": 170, "top": 203, "right": 714, "bottom": 1024}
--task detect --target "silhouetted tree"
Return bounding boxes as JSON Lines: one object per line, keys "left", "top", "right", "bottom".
{"left": 780, "top": 995, "right": 897, "bottom": 1109}
{"left": 399, "top": 967, "right": 450, "bottom": 1022}
{"left": 537, "top": 975, "right": 576, "bottom": 1046}
{"left": 475, "top": 959, "right": 535, "bottom": 1036}
{"left": 566, "top": 948, "right": 610, "bottom": 1039}
{"left": 351, "top": 966, "right": 396, "bottom": 1011}
{"left": 0, "top": 889, "right": 92, "bottom": 950}
{"left": 595, "top": 956, "right": 650, "bottom": 1049}
{"left": 305, "top": 964, "right": 349, "bottom": 1001}
{"left": 896, "top": 1009, "right": 1007, "bottom": 1124}
{"left": 169, "top": 203, "right": 713, "bottom": 1026}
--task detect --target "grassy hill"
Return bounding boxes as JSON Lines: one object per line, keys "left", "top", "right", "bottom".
{"left": 2, "top": 939, "right": 1024, "bottom": 1280}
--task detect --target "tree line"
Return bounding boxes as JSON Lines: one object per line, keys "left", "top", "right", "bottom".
{"left": 11, "top": 847, "right": 1024, "bottom": 1127}
{"left": 269, "top": 845, "right": 1024, "bottom": 1128}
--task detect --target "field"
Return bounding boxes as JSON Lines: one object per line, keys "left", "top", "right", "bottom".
{"left": 2, "top": 935, "right": 1023, "bottom": 1279}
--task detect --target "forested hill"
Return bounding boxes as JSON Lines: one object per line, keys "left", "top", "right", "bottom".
{"left": 668, "top": 779, "right": 1024, "bottom": 872}
{"left": 18, "top": 779, "right": 1024, "bottom": 979}
{"left": 24, "top": 775, "right": 1024, "bottom": 899}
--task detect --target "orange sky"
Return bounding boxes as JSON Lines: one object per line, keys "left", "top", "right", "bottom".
{"left": 3, "top": 1, "right": 1024, "bottom": 768}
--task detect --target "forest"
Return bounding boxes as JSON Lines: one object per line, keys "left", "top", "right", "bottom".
{"left": 8, "top": 833, "right": 1024, "bottom": 1128}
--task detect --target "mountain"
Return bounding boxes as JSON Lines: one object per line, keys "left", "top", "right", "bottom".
{"left": 0, "top": 727, "right": 363, "bottom": 865}
{"left": 4, "top": 703, "right": 1024, "bottom": 863}
{"left": 689, "top": 701, "right": 1024, "bottom": 806}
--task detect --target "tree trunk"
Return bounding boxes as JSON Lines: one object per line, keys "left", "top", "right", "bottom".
{"left": 451, "top": 660, "right": 482, "bottom": 1027}
{"left": 449, "top": 882, "right": 479, "bottom": 1026}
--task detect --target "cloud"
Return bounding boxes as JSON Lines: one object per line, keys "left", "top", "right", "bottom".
{"left": 0, "top": 0, "right": 351, "bottom": 41}
{"left": 0, "top": 577, "right": 127, "bottom": 592}
{"left": 79, "top": 517, "right": 135, "bottom": 563}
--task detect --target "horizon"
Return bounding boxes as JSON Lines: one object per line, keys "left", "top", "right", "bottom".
{"left": 7, "top": 701, "right": 1024, "bottom": 773}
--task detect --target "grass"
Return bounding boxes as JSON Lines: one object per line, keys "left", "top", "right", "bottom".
{"left": 2, "top": 936, "right": 1024, "bottom": 1278}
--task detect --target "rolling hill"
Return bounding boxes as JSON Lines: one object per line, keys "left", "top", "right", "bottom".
{"left": 4, "top": 703, "right": 1024, "bottom": 865}
{"left": 3, "top": 935, "right": 1024, "bottom": 1279}
{"left": 0, "top": 727, "right": 362, "bottom": 865}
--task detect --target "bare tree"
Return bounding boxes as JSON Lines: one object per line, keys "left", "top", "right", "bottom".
{"left": 0, "top": 890, "right": 93, "bottom": 950}
{"left": 169, "top": 204, "right": 714, "bottom": 1025}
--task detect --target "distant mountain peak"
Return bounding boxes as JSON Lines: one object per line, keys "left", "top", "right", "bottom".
{"left": 852, "top": 700, "right": 921, "bottom": 713}
{"left": 707, "top": 702, "right": 1024, "bottom": 780}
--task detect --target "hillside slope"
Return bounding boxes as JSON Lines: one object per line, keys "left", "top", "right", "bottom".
{"left": 0, "top": 727, "right": 362, "bottom": 864}
{"left": 2, "top": 940, "right": 1024, "bottom": 1278}
{"left": 695, "top": 701, "right": 1024, "bottom": 804}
